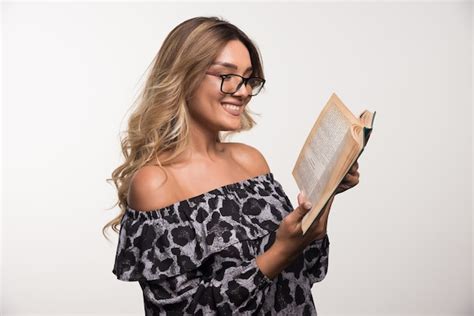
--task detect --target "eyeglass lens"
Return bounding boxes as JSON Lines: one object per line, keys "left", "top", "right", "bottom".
{"left": 221, "top": 75, "right": 264, "bottom": 96}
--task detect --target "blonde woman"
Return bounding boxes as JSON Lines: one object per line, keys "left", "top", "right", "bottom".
{"left": 105, "top": 16, "right": 360, "bottom": 315}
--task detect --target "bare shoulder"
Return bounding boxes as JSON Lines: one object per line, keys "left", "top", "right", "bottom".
{"left": 127, "top": 165, "right": 177, "bottom": 212}
{"left": 227, "top": 142, "right": 271, "bottom": 176}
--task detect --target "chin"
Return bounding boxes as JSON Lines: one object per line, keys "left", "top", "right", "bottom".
{"left": 220, "top": 120, "right": 242, "bottom": 132}
{"left": 222, "top": 124, "right": 241, "bottom": 132}
{"left": 217, "top": 103, "right": 245, "bottom": 130}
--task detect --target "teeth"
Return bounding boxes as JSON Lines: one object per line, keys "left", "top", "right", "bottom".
{"left": 222, "top": 103, "right": 240, "bottom": 111}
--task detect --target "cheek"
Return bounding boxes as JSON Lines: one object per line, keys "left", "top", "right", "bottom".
{"left": 195, "top": 79, "right": 222, "bottom": 102}
{"left": 200, "top": 84, "right": 225, "bottom": 109}
{"left": 187, "top": 87, "right": 223, "bottom": 119}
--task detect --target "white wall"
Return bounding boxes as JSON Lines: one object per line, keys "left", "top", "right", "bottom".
{"left": 472, "top": 1, "right": 474, "bottom": 314}
{"left": 2, "top": 2, "right": 472, "bottom": 315}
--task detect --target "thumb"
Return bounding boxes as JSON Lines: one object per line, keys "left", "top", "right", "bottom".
{"left": 295, "top": 191, "right": 312, "bottom": 219}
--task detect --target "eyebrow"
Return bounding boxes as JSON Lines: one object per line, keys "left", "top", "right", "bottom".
{"left": 211, "top": 61, "right": 253, "bottom": 73}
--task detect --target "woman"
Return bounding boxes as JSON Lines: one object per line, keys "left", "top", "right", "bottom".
{"left": 105, "top": 16, "right": 360, "bottom": 315}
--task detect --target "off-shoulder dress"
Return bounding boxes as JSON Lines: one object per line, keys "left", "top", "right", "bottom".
{"left": 112, "top": 172, "right": 330, "bottom": 315}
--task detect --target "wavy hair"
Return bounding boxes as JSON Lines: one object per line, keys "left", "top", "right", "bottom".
{"left": 102, "top": 16, "right": 266, "bottom": 240}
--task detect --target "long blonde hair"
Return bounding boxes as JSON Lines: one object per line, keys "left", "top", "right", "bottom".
{"left": 102, "top": 16, "right": 266, "bottom": 240}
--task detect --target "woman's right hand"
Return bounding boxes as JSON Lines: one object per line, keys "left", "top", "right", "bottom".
{"left": 256, "top": 191, "right": 333, "bottom": 279}
{"left": 273, "top": 191, "right": 329, "bottom": 261}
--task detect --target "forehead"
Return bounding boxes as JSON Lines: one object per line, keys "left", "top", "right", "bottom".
{"left": 211, "top": 40, "right": 253, "bottom": 72}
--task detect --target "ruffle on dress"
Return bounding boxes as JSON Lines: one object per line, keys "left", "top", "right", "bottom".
{"left": 112, "top": 172, "right": 294, "bottom": 282}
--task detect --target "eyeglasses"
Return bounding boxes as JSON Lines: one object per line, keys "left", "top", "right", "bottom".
{"left": 205, "top": 71, "right": 266, "bottom": 96}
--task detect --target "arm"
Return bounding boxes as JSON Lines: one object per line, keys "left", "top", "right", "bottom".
{"left": 256, "top": 240, "right": 298, "bottom": 280}
{"left": 257, "top": 194, "right": 335, "bottom": 281}
{"left": 303, "top": 195, "right": 333, "bottom": 283}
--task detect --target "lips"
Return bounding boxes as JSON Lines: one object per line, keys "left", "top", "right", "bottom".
{"left": 221, "top": 101, "right": 243, "bottom": 106}
{"left": 221, "top": 102, "right": 242, "bottom": 116}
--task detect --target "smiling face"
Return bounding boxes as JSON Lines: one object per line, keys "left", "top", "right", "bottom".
{"left": 187, "top": 40, "right": 254, "bottom": 132}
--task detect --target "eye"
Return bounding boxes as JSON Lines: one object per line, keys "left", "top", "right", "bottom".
{"left": 248, "top": 78, "right": 262, "bottom": 88}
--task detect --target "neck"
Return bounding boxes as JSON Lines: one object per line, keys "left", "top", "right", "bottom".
{"left": 168, "top": 116, "right": 225, "bottom": 166}
{"left": 186, "top": 121, "right": 223, "bottom": 161}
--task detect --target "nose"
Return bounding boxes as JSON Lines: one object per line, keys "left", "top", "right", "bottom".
{"left": 231, "top": 80, "right": 251, "bottom": 98}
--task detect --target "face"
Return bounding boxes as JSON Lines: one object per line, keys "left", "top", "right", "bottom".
{"left": 187, "top": 40, "right": 254, "bottom": 132}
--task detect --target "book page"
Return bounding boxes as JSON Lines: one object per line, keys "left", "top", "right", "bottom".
{"left": 292, "top": 93, "right": 376, "bottom": 234}
{"left": 292, "top": 93, "right": 373, "bottom": 234}
{"left": 293, "top": 102, "right": 353, "bottom": 207}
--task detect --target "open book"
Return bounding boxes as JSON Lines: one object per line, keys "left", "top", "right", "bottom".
{"left": 292, "top": 93, "right": 376, "bottom": 235}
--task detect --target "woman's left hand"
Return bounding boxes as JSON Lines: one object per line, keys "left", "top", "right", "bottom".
{"left": 334, "top": 160, "right": 360, "bottom": 195}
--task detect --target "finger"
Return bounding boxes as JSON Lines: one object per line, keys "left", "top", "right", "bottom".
{"left": 298, "top": 191, "right": 304, "bottom": 205}
{"left": 298, "top": 191, "right": 312, "bottom": 209}
{"left": 340, "top": 174, "right": 357, "bottom": 186}
{"left": 294, "top": 192, "right": 312, "bottom": 219}
{"left": 339, "top": 184, "right": 349, "bottom": 191}
{"left": 346, "top": 167, "right": 355, "bottom": 177}
{"left": 293, "top": 204, "right": 312, "bottom": 222}
{"left": 347, "top": 173, "right": 358, "bottom": 182}
{"left": 350, "top": 161, "right": 359, "bottom": 173}
{"left": 348, "top": 170, "right": 358, "bottom": 179}
{"left": 347, "top": 173, "right": 360, "bottom": 185}
{"left": 342, "top": 172, "right": 354, "bottom": 183}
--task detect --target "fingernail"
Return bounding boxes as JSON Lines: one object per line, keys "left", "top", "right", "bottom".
{"left": 304, "top": 202, "right": 312, "bottom": 209}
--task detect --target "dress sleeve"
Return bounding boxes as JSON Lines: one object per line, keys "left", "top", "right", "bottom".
{"left": 303, "top": 233, "right": 330, "bottom": 284}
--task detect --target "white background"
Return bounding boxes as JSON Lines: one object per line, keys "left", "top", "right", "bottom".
{"left": 2, "top": 1, "right": 472, "bottom": 315}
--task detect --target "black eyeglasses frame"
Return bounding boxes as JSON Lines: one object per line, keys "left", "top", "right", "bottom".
{"left": 205, "top": 71, "right": 266, "bottom": 96}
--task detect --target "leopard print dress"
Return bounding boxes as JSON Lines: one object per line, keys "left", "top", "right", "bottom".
{"left": 112, "top": 172, "right": 330, "bottom": 315}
